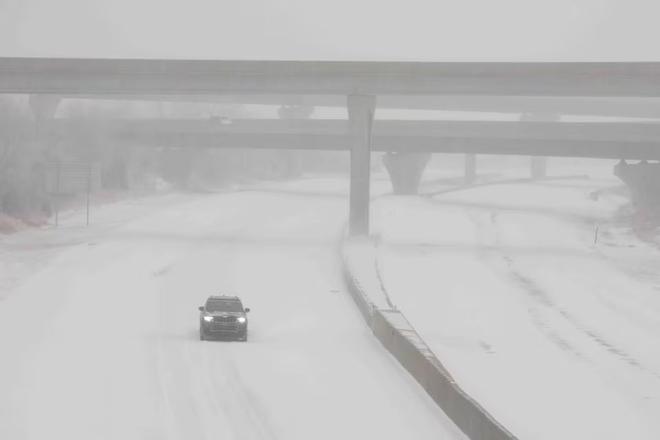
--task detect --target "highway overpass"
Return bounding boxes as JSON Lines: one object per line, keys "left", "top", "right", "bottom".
{"left": 43, "top": 118, "right": 660, "bottom": 159}
{"left": 4, "top": 57, "right": 660, "bottom": 234}
{"left": 53, "top": 95, "right": 660, "bottom": 119}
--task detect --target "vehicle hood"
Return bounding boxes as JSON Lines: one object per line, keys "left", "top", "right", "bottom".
{"left": 204, "top": 311, "right": 245, "bottom": 317}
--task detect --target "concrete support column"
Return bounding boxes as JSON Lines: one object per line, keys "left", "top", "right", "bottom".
{"left": 278, "top": 104, "right": 314, "bottom": 178}
{"left": 382, "top": 152, "right": 431, "bottom": 194}
{"left": 29, "top": 94, "right": 60, "bottom": 140}
{"left": 521, "top": 112, "right": 556, "bottom": 179}
{"left": 29, "top": 95, "right": 60, "bottom": 122}
{"left": 347, "top": 95, "right": 376, "bottom": 236}
{"left": 465, "top": 154, "right": 477, "bottom": 184}
{"left": 530, "top": 156, "right": 547, "bottom": 179}
{"left": 27, "top": 95, "right": 61, "bottom": 220}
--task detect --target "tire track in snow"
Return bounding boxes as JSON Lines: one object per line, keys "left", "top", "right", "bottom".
{"left": 465, "top": 208, "right": 588, "bottom": 360}
{"left": 468, "top": 206, "right": 660, "bottom": 381}
{"left": 153, "top": 200, "right": 278, "bottom": 440}
{"left": 416, "top": 176, "right": 659, "bottom": 376}
{"left": 204, "top": 348, "right": 278, "bottom": 440}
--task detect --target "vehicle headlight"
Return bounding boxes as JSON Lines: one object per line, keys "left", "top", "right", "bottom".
{"left": 203, "top": 316, "right": 214, "bottom": 322}
{"left": 237, "top": 316, "right": 246, "bottom": 324}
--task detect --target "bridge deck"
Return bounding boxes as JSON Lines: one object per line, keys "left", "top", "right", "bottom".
{"left": 2, "top": 58, "right": 660, "bottom": 97}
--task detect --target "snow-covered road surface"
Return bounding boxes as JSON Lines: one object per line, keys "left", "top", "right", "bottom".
{"left": 373, "top": 167, "right": 660, "bottom": 439}
{"left": 0, "top": 181, "right": 463, "bottom": 440}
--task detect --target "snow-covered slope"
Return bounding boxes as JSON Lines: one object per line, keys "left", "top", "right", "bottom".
{"left": 0, "top": 181, "right": 463, "bottom": 440}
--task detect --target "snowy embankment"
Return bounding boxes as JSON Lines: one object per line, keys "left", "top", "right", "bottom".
{"left": 0, "top": 177, "right": 463, "bottom": 440}
{"left": 366, "top": 166, "right": 660, "bottom": 439}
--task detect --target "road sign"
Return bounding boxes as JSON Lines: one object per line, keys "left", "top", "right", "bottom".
{"left": 45, "top": 161, "right": 101, "bottom": 226}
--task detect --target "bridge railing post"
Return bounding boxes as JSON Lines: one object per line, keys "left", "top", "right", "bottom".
{"left": 347, "top": 95, "right": 376, "bottom": 236}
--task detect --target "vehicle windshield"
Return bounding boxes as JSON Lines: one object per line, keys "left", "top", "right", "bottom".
{"left": 205, "top": 299, "right": 243, "bottom": 313}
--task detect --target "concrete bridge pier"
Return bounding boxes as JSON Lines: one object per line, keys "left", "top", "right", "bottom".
{"left": 29, "top": 95, "right": 60, "bottom": 138}
{"left": 348, "top": 95, "right": 376, "bottom": 236}
{"left": 382, "top": 152, "right": 431, "bottom": 194}
{"left": 28, "top": 95, "right": 60, "bottom": 218}
{"left": 521, "top": 113, "right": 557, "bottom": 179}
{"left": 530, "top": 156, "right": 547, "bottom": 179}
{"left": 465, "top": 154, "right": 477, "bottom": 184}
{"left": 614, "top": 159, "right": 660, "bottom": 209}
{"left": 278, "top": 104, "right": 314, "bottom": 177}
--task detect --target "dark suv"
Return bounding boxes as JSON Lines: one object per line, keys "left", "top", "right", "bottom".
{"left": 198, "top": 295, "right": 250, "bottom": 341}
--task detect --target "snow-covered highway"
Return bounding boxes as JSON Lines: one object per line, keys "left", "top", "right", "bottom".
{"left": 373, "top": 163, "right": 660, "bottom": 439}
{"left": 4, "top": 162, "right": 658, "bottom": 440}
{"left": 0, "top": 182, "right": 464, "bottom": 440}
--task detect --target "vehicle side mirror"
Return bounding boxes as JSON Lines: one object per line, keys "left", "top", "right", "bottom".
{"left": 244, "top": 308, "right": 250, "bottom": 313}
{"left": 198, "top": 306, "right": 205, "bottom": 312}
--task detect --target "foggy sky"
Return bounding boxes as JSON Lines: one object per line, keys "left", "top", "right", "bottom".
{"left": 1, "top": 0, "right": 659, "bottom": 61}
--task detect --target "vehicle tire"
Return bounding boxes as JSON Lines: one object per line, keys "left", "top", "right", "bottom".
{"left": 240, "top": 332, "right": 248, "bottom": 342}
{"left": 200, "top": 328, "right": 206, "bottom": 341}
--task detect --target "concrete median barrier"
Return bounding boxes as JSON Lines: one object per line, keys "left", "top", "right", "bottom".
{"left": 342, "top": 239, "right": 518, "bottom": 440}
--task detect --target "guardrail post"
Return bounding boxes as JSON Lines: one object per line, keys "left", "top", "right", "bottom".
{"left": 348, "top": 95, "right": 376, "bottom": 236}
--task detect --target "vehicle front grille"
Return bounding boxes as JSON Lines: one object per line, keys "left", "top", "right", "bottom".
{"left": 209, "top": 315, "right": 239, "bottom": 332}
{"left": 214, "top": 316, "right": 237, "bottom": 323}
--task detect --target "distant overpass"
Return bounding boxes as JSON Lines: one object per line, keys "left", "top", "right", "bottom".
{"left": 45, "top": 118, "right": 660, "bottom": 159}
{"left": 57, "top": 95, "right": 660, "bottom": 119}
{"left": 4, "top": 57, "right": 660, "bottom": 234}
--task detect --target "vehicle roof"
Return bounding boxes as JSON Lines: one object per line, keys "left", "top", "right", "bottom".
{"left": 207, "top": 295, "right": 241, "bottom": 301}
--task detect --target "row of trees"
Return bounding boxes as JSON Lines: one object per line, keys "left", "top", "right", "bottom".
{"left": 0, "top": 96, "right": 43, "bottom": 220}
{"left": 0, "top": 96, "right": 348, "bottom": 225}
